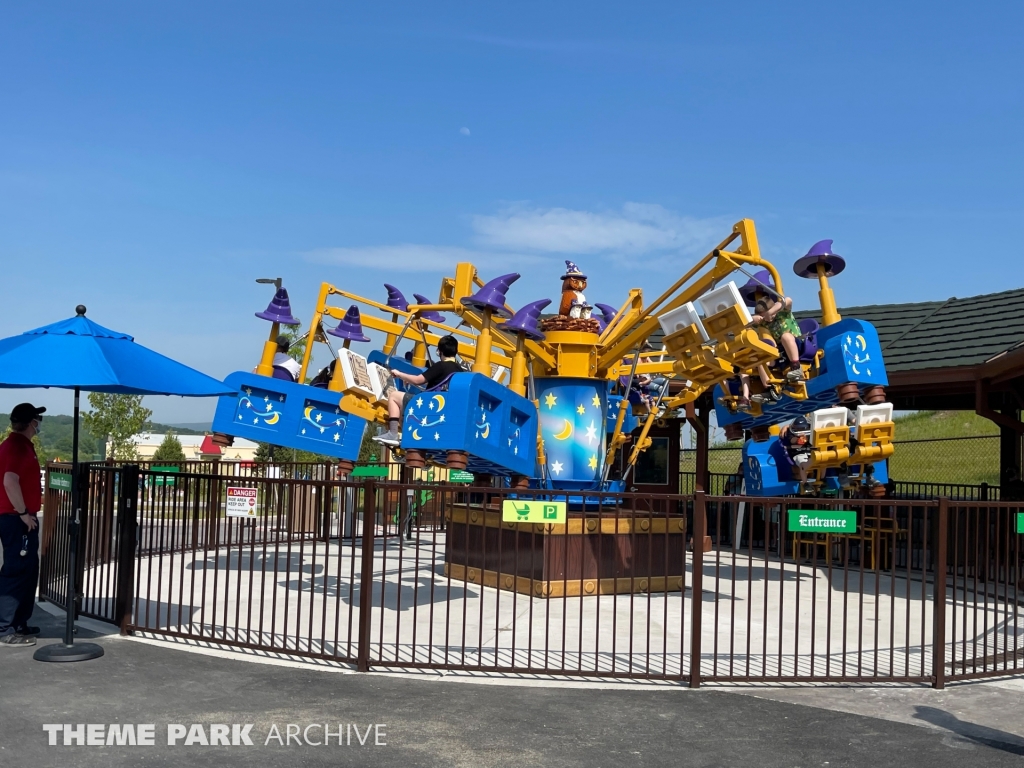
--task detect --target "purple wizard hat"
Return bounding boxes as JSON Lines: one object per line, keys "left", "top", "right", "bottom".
{"left": 327, "top": 305, "right": 371, "bottom": 343}
{"left": 255, "top": 288, "right": 301, "bottom": 326}
{"left": 738, "top": 269, "right": 777, "bottom": 307}
{"left": 793, "top": 239, "right": 847, "bottom": 279}
{"left": 383, "top": 284, "right": 409, "bottom": 312}
{"left": 460, "top": 272, "right": 520, "bottom": 318}
{"left": 413, "top": 294, "right": 445, "bottom": 323}
{"left": 504, "top": 298, "right": 551, "bottom": 341}
{"left": 560, "top": 260, "right": 587, "bottom": 280}
{"left": 594, "top": 302, "right": 618, "bottom": 331}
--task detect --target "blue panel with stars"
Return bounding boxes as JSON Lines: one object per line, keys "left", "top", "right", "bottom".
{"left": 716, "top": 318, "right": 890, "bottom": 431}
{"left": 398, "top": 372, "right": 537, "bottom": 478}
{"left": 743, "top": 436, "right": 888, "bottom": 497}
{"left": 212, "top": 371, "right": 367, "bottom": 461}
{"left": 534, "top": 378, "right": 608, "bottom": 491}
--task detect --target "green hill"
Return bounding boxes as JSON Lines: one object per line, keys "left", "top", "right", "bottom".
{"left": 0, "top": 413, "right": 205, "bottom": 462}
{"left": 698, "top": 410, "right": 1002, "bottom": 486}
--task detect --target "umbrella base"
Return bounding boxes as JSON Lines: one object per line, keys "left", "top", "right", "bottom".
{"left": 33, "top": 641, "right": 105, "bottom": 663}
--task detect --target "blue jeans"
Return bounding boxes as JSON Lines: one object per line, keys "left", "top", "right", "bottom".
{"left": 0, "top": 514, "right": 39, "bottom": 635}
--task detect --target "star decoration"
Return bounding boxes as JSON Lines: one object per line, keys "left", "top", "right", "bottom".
{"left": 551, "top": 460, "right": 563, "bottom": 475}
{"left": 279, "top": 395, "right": 285, "bottom": 402}
{"left": 315, "top": 413, "right": 322, "bottom": 423}
{"left": 416, "top": 397, "right": 424, "bottom": 408}
{"left": 264, "top": 394, "right": 270, "bottom": 402}
{"left": 439, "top": 415, "right": 445, "bottom": 423}
{"left": 544, "top": 393, "right": 557, "bottom": 409}
{"left": 333, "top": 433, "right": 340, "bottom": 442}
{"left": 335, "top": 407, "right": 341, "bottom": 414}
{"left": 434, "top": 432, "right": 440, "bottom": 441}
{"left": 301, "top": 428, "right": 306, "bottom": 434}
{"left": 588, "top": 455, "right": 598, "bottom": 470}
{"left": 428, "top": 400, "right": 435, "bottom": 410}
{"left": 319, "top": 427, "right": 325, "bottom": 434}
{"left": 265, "top": 403, "right": 272, "bottom": 411}
{"left": 592, "top": 394, "right": 601, "bottom": 408}
{"left": 237, "top": 414, "right": 243, "bottom": 420}
{"left": 407, "top": 407, "right": 415, "bottom": 416}
{"left": 576, "top": 404, "right": 586, "bottom": 415}
{"left": 244, "top": 387, "right": 252, "bottom": 396}
{"left": 253, "top": 417, "right": 258, "bottom": 424}
{"left": 514, "top": 446, "right": 518, "bottom": 455}
{"left": 585, "top": 421, "right": 598, "bottom": 445}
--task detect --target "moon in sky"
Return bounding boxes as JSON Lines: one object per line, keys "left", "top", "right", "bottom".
{"left": 265, "top": 412, "right": 280, "bottom": 425}
{"left": 432, "top": 394, "right": 446, "bottom": 412}
{"left": 553, "top": 419, "right": 573, "bottom": 441}
{"left": 479, "top": 423, "right": 491, "bottom": 439}
{"left": 411, "top": 428, "right": 422, "bottom": 441}
{"left": 304, "top": 406, "right": 314, "bottom": 421}
{"left": 856, "top": 334, "right": 867, "bottom": 350}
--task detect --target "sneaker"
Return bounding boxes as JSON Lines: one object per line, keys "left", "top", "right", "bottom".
{"left": 372, "top": 429, "right": 402, "bottom": 447}
{"left": 786, "top": 367, "right": 806, "bottom": 382}
{"left": 0, "top": 633, "right": 35, "bottom": 647}
{"left": 14, "top": 625, "right": 40, "bottom": 636}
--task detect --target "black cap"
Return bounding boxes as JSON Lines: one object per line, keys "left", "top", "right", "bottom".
{"left": 11, "top": 403, "right": 45, "bottom": 424}
{"left": 275, "top": 335, "right": 290, "bottom": 350}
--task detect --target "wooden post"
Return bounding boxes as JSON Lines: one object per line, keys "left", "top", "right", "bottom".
{"left": 685, "top": 397, "right": 712, "bottom": 552}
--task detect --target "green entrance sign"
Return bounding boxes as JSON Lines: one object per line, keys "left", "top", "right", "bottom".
{"left": 502, "top": 500, "right": 567, "bottom": 524}
{"left": 787, "top": 509, "right": 857, "bottom": 534}
{"left": 351, "top": 465, "right": 389, "bottom": 478}
{"left": 448, "top": 470, "right": 474, "bottom": 483}
{"left": 152, "top": 466, "right": 180, "bottom": 486}
{"left": 1017, "top": 513, "right": 1024, "bottom": 535}
{"left": 48, "top": 473, "right": 72, "bottom": 492}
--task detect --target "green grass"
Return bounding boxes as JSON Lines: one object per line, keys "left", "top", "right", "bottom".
{"left": 687, "top": 411, "right": 1002, "bottom": 486}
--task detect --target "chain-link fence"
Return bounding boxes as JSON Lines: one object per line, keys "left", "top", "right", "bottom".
{"left": 682, "top": 434, "right": 1003, "bottom": 491}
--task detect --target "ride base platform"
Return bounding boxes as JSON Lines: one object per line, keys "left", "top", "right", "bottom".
{"left": 444, "top": 503, "right": 688, "bottom": 598}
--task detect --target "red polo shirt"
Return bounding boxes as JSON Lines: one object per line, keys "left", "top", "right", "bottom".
{"left": 0, "top": 432, "right": 41, "bottom": 514}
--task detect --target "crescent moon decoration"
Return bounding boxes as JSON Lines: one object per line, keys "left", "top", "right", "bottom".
{"left": 432, "top": 394, "right": 445, "bottom": 413}
{"left": 856, "top": 334, "right": 867, "bottom": 351}
{"left": 304, "top": 406, "right": 314, "bottom": 420}
{"left": 479, "top": 423, "right": 490, "bottom": 439}
{"left": 238, "top": 397, "right": 283, "bottom": 426}
{"left": 553, "top": 419, "right": 573, "bottom": 441}
{"left": 411, "top": 428, "right": 422, "bottom": 441}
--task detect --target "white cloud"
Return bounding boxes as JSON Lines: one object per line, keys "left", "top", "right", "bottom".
{"left": 460, "top": 127, "right": 471, "bottom": 136}
{"left": 304, "top": 244, "right": 545, "bottom": 273}
{"left": 472, "top": 203, "right": 731, "bottom": 257}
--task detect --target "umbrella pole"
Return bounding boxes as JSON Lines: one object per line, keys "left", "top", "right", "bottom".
{"left": 34, "top": 386, "right": 104, "bottom": 662}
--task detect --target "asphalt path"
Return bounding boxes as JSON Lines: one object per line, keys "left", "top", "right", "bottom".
{"left": 1, "top": 609, "right": 1022, "bottom": 767}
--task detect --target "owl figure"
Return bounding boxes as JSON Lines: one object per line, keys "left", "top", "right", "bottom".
{"left": 558, "top": 261, "right": 592, "bottom": 319}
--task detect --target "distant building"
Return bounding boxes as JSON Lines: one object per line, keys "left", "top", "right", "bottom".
{"left": 114, "top": 433, "right": 260, "bottom": 463}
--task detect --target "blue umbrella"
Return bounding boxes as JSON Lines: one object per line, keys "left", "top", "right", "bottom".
{"left": 0, "top": 306, "right": 234, "bottom": 662}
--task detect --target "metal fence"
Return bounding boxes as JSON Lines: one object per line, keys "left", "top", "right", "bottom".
{"left": 38, "top": 462, "right": 1024, "bottom": 687}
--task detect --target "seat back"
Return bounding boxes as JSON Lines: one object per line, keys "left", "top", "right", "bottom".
{"left": 272, "top": 366, "right": 296, "bottom": 382}
{"left": 797, "top": 318, "right": 819, "bottom": 362}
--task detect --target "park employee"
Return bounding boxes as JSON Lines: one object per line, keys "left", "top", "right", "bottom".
{"left": 0, "top": 402, "right": 45, "bottom": 646}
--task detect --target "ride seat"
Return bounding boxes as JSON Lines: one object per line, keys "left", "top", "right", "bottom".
{"left": 272, "top": 366, "right": 296, "bottom": 382}
{"left": 797, "top": 318, "right": 819, "bottom": 362}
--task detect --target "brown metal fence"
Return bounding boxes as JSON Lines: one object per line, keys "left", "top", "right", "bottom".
{"left": 38, "top": 464, "right": 1024, "bottom": 687}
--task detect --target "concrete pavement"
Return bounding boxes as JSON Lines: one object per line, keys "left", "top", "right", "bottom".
{"left": 2, "top": 606, "right": 1024, "bottom": 767}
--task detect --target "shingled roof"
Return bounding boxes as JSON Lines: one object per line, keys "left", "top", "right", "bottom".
{"left": 797, "top": 287, "right": 1024, "bottom": 373}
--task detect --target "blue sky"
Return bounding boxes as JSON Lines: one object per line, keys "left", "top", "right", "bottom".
{"left": 1, "top": 2, "right": 1021, "bottom": 423}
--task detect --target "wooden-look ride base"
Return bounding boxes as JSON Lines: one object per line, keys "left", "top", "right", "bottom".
{"left": 444, "top": 503, "right": 689, "bottom": 598}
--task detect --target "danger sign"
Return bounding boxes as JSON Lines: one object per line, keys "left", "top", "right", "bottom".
{"left": 226, "top": 486, "right": 258, "bottom": 518}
